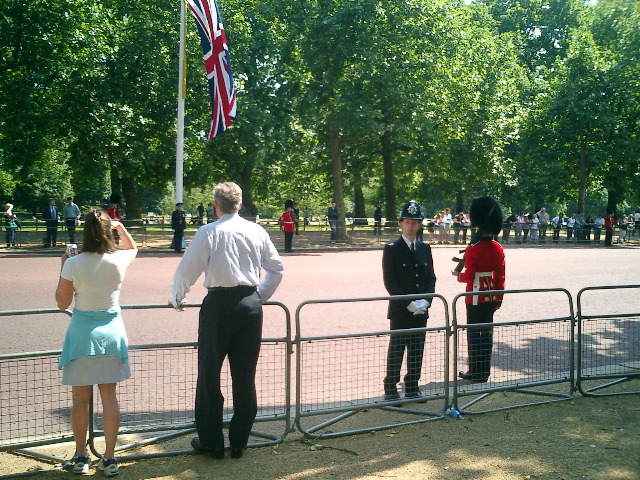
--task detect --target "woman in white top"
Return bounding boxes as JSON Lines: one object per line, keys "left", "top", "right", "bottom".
{"left": 55, "top": 209, "right": 137, "bottom": 476}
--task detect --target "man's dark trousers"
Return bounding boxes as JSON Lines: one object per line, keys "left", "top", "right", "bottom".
{"left": 195, "top": 286, "right": 263, "bottom": 451}
{"left": 384, "top": 317, "right": 427, "bottom": 395}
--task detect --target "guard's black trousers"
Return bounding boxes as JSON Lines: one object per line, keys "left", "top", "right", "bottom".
{"left": 195, "top": 286, "right": 263, "bottom": 450}
{"left": 465, "top": 303, "right": 495, "bottom": 378}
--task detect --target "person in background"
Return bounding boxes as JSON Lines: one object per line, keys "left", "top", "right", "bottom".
{"left": 4, "top": 203, "right": 20, "bottom": 248}
{"left": 197, "top": 203, "right": 205, "bottom": 223}
{"left": 617, "top": 215, "right": 628, "bottom": 244}
{"left": 593, "top": 214, "right": 605, "bottom": 243}
{"left": 107, "top": 194, "right": 124, "bottom": 246}
{"left": 575, "top": 212, "right": 585, "bottom": 242}
{"left": 566, "top": 213, "right": 576, "bottom": 242}
{"left": 522, "top": 214, "right": 530, "bottom": 243}
{"left": 529, "top": 213, "right": 539, "bottom": 242}
{"left": 427, "top": 213, "right": 438, "bottom": 243}
{"left": 55, "top": 209, "right": 137, "bottom": 476}
{"left": 604, "top": 212, "right": 615, "bottom": 247}
{"left": 456, "top": 196, "right": 505, "bottom": 383}
{"left": 43, "top": 198, "right": 59, "bottom": 247}
{"left": 443, "top": 208, "right": 452, "bottom": 244}
{"left": 437, "top": 211, "right": 447, "bottom": 244}
{"left": 63, "top": 197, "right": 81, "bottom": 244}
{"left": 552, "top": 213, "right": 563, "bottom": 243}
{"left": 536, "top": 207, "right": 550, "bottom": 243}
{"left": 170, "top": 182, "right": 283, "bottom": 460}
{"left": 373, "top": 201, "right": 382, "bottom": 235}
{"left": 280, "top": 200, "right": 295, "bottom": 253}
{"left": 383, "top": 200, "right": 436, "bottom": 401}
{"left": 171, "top": 202, "right": 187, "bottom": 254}
{"left": 292, "top": 202, "right": 300, "bottom": 235}
{"left": 206, "top": 203, "right": 215, "bottom": 223}
{"left": 327, "top": 201, "right": 338, "bottom": 244}
{"left": 452, "top": 212, "right": 463, "bottom": 244}
{"left": 461, "top": 211, "right": 471, "bottom": 244}
{"left": 634, "top": 209, "right": 640, "bottom": 237}
{"left": 514, "top": 212, "right": 525, "bottom": 243}
{"left": 584, "top": 215, "right": 595, "bottom": 242}
{"left": 502, "top": 213, "right": 515, "bottom": 244}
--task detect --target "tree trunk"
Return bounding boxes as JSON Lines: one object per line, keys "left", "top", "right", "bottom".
{"left": 109, "top": 163, "right": 121, "bottom": 202}
{"left": 353, "top": 183, "right": 366, "bottom": 220}
{"left": 328, "top": 119, "right": 346, "bottom": 241}
{"left": 455, "top": 190, "right": 464, "bottom": 215}
{"left": 240, "top": 161, "right": 254, "bottom": 210}
{"left": 606, "top": 188, "right": 618, "bottom": 217}
{"left": 121, "top": 174, "right": 141, "bottom": 219}
{"left": 578, "top": 124, "right": 587, "bottom": 214}
{"left": 381, "top": 130, "right": 395, "bottom": 224}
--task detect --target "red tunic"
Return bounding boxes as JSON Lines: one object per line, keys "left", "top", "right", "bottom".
{"left": 605, "top": 216, "right": 615, "bottom": 232}
{"left": 459, "top": 238, "right": 505, "bottom": 305}
{"left": 280, "top": 211, "right": 295, "bottom": 233}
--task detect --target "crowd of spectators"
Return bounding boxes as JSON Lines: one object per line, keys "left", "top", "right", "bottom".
{"left": 413, "top": 207, "right": 639, "bottom": 247}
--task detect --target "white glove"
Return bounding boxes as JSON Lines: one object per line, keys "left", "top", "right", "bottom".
{"left": 407, "top": 299, "right": 430, "bottom": 315}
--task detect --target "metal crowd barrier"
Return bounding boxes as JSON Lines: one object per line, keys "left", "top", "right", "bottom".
{"left": 295, "top": 294, "right": 449, "bottom": 439}
{"left": 3, "top": 287, "right": 640, "bottom": 477}
{"left": 576, "top": 285, "right": 640, "bottom": 396}
{"left": 0, "top": 309, "right": 73, "bottom": 452}
{"left": 452, "top": 288, "right": 575, "bottom": 415}
{"left": 0, "top": 302, "right": 291, "bottom": 477}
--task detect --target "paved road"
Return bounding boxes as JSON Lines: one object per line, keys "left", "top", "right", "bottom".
{"left": 1, "top": 244, "right": 639, "bottom": 355}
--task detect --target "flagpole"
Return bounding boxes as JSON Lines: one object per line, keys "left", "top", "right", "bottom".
{"left": 175, "top": 0, "right": 187, "bottom": 204}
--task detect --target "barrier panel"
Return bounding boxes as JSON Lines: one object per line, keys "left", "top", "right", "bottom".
{"left": 576, "top": 285, "right": 640, "bottom": 396}
{"left": 295, "top": 294, "right": 449, "bottom": 439}
{"left": 452, "top": 289, "right": 575, "bottom": 414}
{"left": 0, "top": 302, "right": 292, "bottom": 476}
{"left": 0, "top": 309, "right": 73, "bottom": 452}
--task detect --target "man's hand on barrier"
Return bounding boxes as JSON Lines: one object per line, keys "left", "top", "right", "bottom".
{"left": 169, "top": 298, "right": 186, "bottom": 312}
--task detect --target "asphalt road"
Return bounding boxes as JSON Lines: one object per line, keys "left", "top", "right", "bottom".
{"left": 1, "top": 244, "right": 639, "bottom": 355}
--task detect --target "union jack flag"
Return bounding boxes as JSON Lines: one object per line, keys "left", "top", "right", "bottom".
{"left": 187, "top": 0, "right": 236, "bottom": 138}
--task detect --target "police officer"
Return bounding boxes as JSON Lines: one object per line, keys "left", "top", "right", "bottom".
{"left": 383, "top": 200, "right": 437, "bottom": 401}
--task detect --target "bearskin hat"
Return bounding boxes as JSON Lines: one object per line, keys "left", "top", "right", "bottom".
{"left": 469, "top": 196, "right": 503, "bottom": 235}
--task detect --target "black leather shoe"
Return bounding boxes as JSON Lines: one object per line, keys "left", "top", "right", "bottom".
{"left": 191, "top": 437, "right": 224, "bottom": 459}
{"left": 230, "top": 447, "right": 244, "bottom": 459}
{"left": 458, "top": 371, "right": 489, "bottom": 383}
{"left": 405, "top": 390, "right": 427, "bottom": 403}
{"left": 384, "top": 393, "right": 401, "bottom": 401}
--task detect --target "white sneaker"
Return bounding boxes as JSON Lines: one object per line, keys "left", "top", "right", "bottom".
{"left": 72, "top": 455, "right": 92, "bottom": 474}
{"left": 98, "top": 457, "right": 120, "bottom": 477}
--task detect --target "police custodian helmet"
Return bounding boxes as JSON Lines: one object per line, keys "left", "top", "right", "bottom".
{"left": 399, "top": 200, "right": 424, "bottom": 220}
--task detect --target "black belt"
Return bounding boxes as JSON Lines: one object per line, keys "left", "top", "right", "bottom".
{"left": 208, "top": 285, "right": 257, "bottom": 292}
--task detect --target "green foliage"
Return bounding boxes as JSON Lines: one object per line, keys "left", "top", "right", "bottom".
{"left": 1, "top": 0, "right": 638, "bottom": 218}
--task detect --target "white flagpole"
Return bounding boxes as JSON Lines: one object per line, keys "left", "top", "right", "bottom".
{"left": 175, "top": 0, "right": 186, "bottom": 204}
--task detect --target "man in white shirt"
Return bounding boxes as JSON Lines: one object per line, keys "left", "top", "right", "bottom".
{"left": 63, "top": 197, "right": 81, "bottom": 244}
{"left": 170, "top": 182, "right": 284, "bottom": 459}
